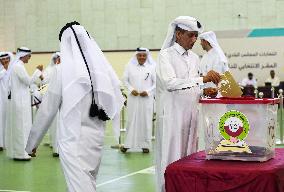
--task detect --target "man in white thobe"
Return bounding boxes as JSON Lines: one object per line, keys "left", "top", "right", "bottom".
{"left": 155, "top": 16, "right": 221, "bottom": 192}
{"left": 6, "top": 47, "right": 43, "bottom": 160}
{"left": 199, "top": 31, "right": 229, "bottom": 75}
{"left": 265, "top": 70, "right": 280, "bottom": 87}
{"left": 0, "top": 52, "right": 13, "bottom": 151}
{"left": 199, "top": 31, "right": 229, "bottom": 93}
{"left": 42, "top": 52, "right": 61, "bottom": 85}
{"left": 30, "top": 52, "right": 60, "bottom": 107}
{"left": 121, "top": 47, "right": 156, "bottom": 153}
{"left": 26, "top": 22, "right": 124, "bottom": 192}
{"left": 241, "top": 72, "right": 257, "bottom": 87}
{"left": 42, "top": 52, "right": 61, "bottom": 157}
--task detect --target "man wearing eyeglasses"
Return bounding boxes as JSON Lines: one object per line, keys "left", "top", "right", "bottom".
{"left": 155, "top": 16, "right": 221, "bottom": 192}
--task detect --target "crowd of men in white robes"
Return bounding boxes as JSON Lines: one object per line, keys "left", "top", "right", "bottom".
{"left": 0, "top": 16, "right": 231, "bottom": 191}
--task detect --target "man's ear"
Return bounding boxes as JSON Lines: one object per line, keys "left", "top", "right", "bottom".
{"left": 175, "top": 31, "right": 181, "bottom": 41}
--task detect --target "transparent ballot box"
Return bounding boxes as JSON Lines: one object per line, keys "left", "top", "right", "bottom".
{"left": 199, "top": 97, "right": 279, "bottom": 162}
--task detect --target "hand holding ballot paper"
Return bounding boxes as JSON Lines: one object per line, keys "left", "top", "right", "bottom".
{"left": 203, "top": 71, "right": 243, "bottom": 98}
{"left": 218, "top": 71, "right": 243, "bottom": 98}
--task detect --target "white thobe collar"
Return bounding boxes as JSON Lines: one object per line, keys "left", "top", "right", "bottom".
{"left": 136, "top": 63, "right": 146, "bottom": 67}
{"left": 173, "top": 42, "right": 189, "bottom": 56}
{"left": 207, "top": 47, "right": 215, "bottom": 56}
{"left": 18, "top": 60, "right": 24, "bottom": 65}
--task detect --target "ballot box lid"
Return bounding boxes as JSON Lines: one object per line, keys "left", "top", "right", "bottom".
{"left": 199, "top": 97, "right": 280, "bottom": 104}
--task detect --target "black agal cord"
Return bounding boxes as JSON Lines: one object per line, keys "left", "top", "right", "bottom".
{"left": 59, "top": 21, "right": 110, "bottom": 121}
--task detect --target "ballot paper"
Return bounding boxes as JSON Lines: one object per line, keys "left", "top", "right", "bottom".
{"left": 218, "top": 71, "right": 243, "bottom": 97}
{"left": 39, "top": 84, "right": 49, "bottom": 95}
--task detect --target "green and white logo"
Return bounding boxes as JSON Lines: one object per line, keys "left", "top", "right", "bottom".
{"left": 218, "top": 110, "right": 250, "bottom": 141}
{"left": 215, "top": 110, "right": 251, "bottom": 153}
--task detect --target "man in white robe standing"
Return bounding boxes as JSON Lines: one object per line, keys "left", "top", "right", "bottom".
{"left": 199, "top": 31, "right": 229, "bottom": 96}
{"left": 155, "top": 16, "right": 221, "bottom": 192}
{"left": 26, "top": 22, "right": 124, "bottom": 192}
{"left": 199, "top": 31, "right": 229, "bottom": 79}
{"left": 6, "top": 47, "right": 43, "bottom": 160}
{"left": 42, "top": 52, "right": 61, "bottom": 84}
{"left": 121, "top": 47, "right": 156, "bottom": 153}
{"left": 0, "top": 52, "right": 13, "bottom": 151}
{"left": 42, "top": 52, "right": 61, "bottom": 157}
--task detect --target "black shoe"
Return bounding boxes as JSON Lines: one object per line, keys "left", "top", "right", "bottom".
{"left": 142, "top": 148, "right": 150, "bottom": 153}
{"left": 52, "top": 153, "right": 59, "bottom": 157}
{"left": 13, "top": 158, "right": 31, "bottom": 161}
{"left": 0, "top": 147, "right": 3, "bottom": 151}
{"left": 120, "top": 147, "right": 128, "bottom": 153}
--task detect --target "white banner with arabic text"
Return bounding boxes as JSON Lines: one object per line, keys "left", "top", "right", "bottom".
{"left": 193, "top": 37, "right": 284, "bottom": 86}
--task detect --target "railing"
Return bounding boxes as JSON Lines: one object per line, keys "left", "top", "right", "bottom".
{"left": 278, "top": 89, "right": 284, "bottom": 145}
{"left": 111, "top": 98, "right": 156, "bottom": 149}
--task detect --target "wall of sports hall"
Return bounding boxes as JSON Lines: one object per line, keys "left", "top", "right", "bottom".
{"left": 0, "top": 0, "right": 284, "bottom": 85}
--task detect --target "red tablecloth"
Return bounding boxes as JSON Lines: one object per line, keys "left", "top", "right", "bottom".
{"left": 165, "top": 148, "right": 284, "bottom": 192}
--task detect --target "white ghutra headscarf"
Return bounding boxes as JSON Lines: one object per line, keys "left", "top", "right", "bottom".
{"left": 15, "top": 47, "right": 32, "bottom": 60}
{"left": 199, "top": 31, "right": 228, "bottom": 63}
{"left": 59, "top": 22, "right": 124, "bottom": 122}
{"left": 127, "top": 47, "right": 156, "bottom": 66}
{"left": 161, "top": 16, "right": 204, "bottom": 50}
{"left": 0, "top": 52, "right": 14, "bottom": 83}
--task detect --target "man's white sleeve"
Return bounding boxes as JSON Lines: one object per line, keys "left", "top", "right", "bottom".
{"left": 14, "top": 65, "right": 41, "bottom": 86}
{"left": 123, "top": 66, "right": 134, "bottom": 93}
{"left": 0, "top": 67, "right": 7, "bottom": 79}
{"left": 26, "top": 67, "right": 62, "bottom": 154}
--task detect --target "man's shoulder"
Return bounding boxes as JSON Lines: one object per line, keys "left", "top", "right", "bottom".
{"left": 0, "top": 65, "right": 5, "bottom": 71}
{"left": 55, "top": 65, "right": 62, "bottom": 75}
{"left": 49, "top": 65, "right": 62, "bottom": 79}
{"left": 13, "top": 61, "right": 24, "bottom": 70}
{"left": 55, "top": 64, "right": 61, "bottom": 70}
{"left": 159, "top": 46, "right": 175, "bottom": 56}
{"left": 147, "top": 64, "right": 156, "bottom": 70}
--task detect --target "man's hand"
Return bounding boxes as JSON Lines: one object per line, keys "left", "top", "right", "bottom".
{"left": 28, "top": 148, "right": 37, "bottom": 157}
{"left": 204, "top": 87, "right": 218, "bottom": 98}
{"left": 203, "top": 70, "right": 221, "bottom": 84}
{"left": 131, "top": 90, "right": 139, "bottom": 96}
{"left": 37, "top": 65, "right": 44, "bottom": 71}
{"left": 140, "top": 91, "right": 148, "bottom": 97}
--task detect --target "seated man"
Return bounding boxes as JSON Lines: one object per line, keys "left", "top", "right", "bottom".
{"left": 265, "top": 70, "right": 280, "bottom": 87}
{"left": 241, "top": 72, "right": 257, "bottom": 87}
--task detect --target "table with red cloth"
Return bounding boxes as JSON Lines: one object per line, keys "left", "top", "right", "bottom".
{"left": 165, "top": 148, "right": 284, "bottom": 192}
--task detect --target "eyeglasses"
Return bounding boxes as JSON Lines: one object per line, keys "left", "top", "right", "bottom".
{"left": 187, "top": 32, "right": 198, "bottom": 38}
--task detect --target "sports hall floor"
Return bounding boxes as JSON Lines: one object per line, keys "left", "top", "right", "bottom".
{"left": 0, "top": 110, "right": 283, "bottom": 192}
{"left": 0, "top": 120, "right": 155, "bottom": 192}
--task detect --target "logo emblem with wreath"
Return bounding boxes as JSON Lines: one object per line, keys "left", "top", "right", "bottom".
{"left": 216, "top": 110, "right": 252, "bottom": 153}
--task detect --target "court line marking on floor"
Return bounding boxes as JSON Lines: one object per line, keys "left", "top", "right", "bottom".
{"left": 97, "top": 166, "right": 155, "bottom": 188}
{"left": 0, "top": 190, "right": 31, "bottom": 192}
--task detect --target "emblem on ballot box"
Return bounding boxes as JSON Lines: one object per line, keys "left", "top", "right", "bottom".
{"left": 216, "top": 110, "right": 252, "bottom": 153}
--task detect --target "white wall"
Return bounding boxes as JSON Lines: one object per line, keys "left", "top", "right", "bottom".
{"left": 25, "top": 36, "right": 284, "bottom": 87}
{"left": 1, "top": 0, "right": 284, "bottom": 51}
